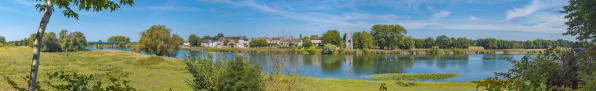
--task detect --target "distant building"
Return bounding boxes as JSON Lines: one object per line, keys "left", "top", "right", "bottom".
{"left": 280, "top": 39, "right": 302, "bottom": 46}
{"left": 238, "top": 36, "right": 250, "bottom": 48}
{"left": 270, "top": 37, "right": 283, "bottom": 44}
{"left": 201, "top": 39, "right": 213, "bottom": 47}
{"left": 310, "top": 37, "right": 322, "bottom": 46}
{"left": 183, "top": 40, "right": 190, "bottom": 46}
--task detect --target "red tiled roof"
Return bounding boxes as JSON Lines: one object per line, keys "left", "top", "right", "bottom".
{"left": 232, "top": 39, "right": 239, "bottom": 43}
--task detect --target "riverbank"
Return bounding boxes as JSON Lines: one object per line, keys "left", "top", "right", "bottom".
{"left": 1, "top": 47, "right": 481, "bottom": 90}
{"left": 181, "top": 46, "right": 546, "bottom": 55}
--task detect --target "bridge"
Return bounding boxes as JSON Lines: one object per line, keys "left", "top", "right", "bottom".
{"left": 86, "top": 42, "right": 138, "bottom": 47}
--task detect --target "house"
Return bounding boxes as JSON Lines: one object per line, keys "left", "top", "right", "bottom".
{"left": 201, "top": 39, "right": 212, "bottom": 47}
{"left": 238, "top": 36, "right": 250, "bottom": 48}
{"left": 255, "top": 37, "right": 270, "bottom": 43}
{"left": 270, "top": 37, "right": 283, "bottom": 44}
{"left": 183, "top": 40, "right": 190, "bottom": 46}
{"left": 215, "top": 37, "right": 226, "bottom": 47}
{"left": 280, "top": 39, "right": 302, "bottom": 46}
{"left": 231, "top": 39, "right": 239, "bottom": 47}
{"left": 310, "top": 37, "right": 322, "bottom": 46}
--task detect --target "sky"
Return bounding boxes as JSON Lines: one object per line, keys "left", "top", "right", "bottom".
{"left": 0, "top": 0, "right": 577, "bottom": 42}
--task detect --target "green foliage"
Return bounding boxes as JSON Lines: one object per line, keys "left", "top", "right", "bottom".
{"left": 33, "top": 0, "right": 134, "bottom": 20}
{"left": 60, "top": 30, "right": 87, "bottom": 52}
{"left": 452, "top": 47, "right": 461, "bottom": 54}
{"left": 182, "top": 52, "right": 264, "bottom": 91}
{"left": 427, "top": 46, "right": 441, "bottom": 54}
{"left": 476, "top": 43, "right": 596, "bottom": 90}
{"left": 302, "top": 39, "right": 313, "bottom": 48}
{"left": 0, "top": 36, "right": 5, "bottom": 44}
{"left": 117, "top": 42, "right": 125, "bottom": 48}
{"left": 321, "top": 30, "right": 343, "bottom": 46}
{"left": 362, "top": 73, "right": 462, "bottom": 81}
{"left": 138, "top": 25, "right": 182, "bottom": 57}
{"left": 107, "top": 36, "right": 129, "bottom": 42}
{"left": 230, "top": 43, "right": 235, "bottom": 48}
{"left": 136, "top": 56, "right": 166, "bottom": 66}
{"left": 579, "top": 71, "right": 596, "bottom": 90}
{"left": 4, "top": 71, "right": 136, "bottom": 91}
{"left": 399, "top": 36, "right": 415, "bottom": 49}
{"left": 424, "top": 37, "right": 435, "bottom": 48}
{"left": 98, "top": 40, "right": 102, "bottom": 42}
{"left": 322, "top": 44, "right": 336, "bottom": 54}
{"left": 560, "top": 0, "right": 596, "bottom": 42}
{"left": 41, "top": 32, "right": 62, "bottom": 52}
{"left": 371, "top": 24, "right": 407, "bottom": 50}
{"left": 249, "top": 39, "right": 268, "bottom": 47}
{"left": 307, "top": 47, "right": 317, "bottom": 54}
{"left": 352, "top": 31, "right": 374, "bottom": 49}
{"left": 379, "top": 83, "right": 388, "bottom": 91}
{"left": 435, "top": 35, "right": 451, "bottom": 48}
{"left": 223, "top": 40, "right": 228, "bottom": 46}
{"left": 188, "top": 34, "right": 201, "bottom": 46}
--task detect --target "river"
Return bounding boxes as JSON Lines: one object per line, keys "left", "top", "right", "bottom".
{"left": 87, "top": 47, "right": 530, "bottom": 82}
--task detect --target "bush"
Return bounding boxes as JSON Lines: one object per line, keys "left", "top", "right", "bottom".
{"left": 475, "top": 44, "right": 596, "bottom": 90}
{"left": 363, "top": 48, "right": 370, "bottom": 54}
{"left": 307, "top": 47, "right": 317, "bottom": 54}
{"left": 137, "top": 56, "right": 166, "bottom": 66}
{"left": 427, "top": 46, "right": 441, "bottom": 54}
{"left": 322, "top": 44, "right": 336, "bottom": 54}
{"left": 183, "top": 52, "right": 263, "bottom": 91}
{"left": 4, "top": 71, "right": 136, "bottom": 91}
{"left": 453, "top": 47, "right": 461, "bottom": 54}
{"left": 117, "top": 42, "right": 125, "bottom": 48}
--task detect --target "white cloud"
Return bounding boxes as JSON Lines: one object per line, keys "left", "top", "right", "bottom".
{"left": 197, "top": 0, "right": 568, "bottom": 34}
{"left": 431, "top": 10, "right": 450, "bottom": 19}
{"left": 469, "top": 16, "right": 480, "bottom": 20}
{"left": 504, "top": 0, "right": 567, "bottom": 21}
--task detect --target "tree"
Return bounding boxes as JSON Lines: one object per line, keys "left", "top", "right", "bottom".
{"left": 310, "top": 35, "right": 318, "bottom": 38}
{"left": 138, "top": 25, "right": 182, "bottom": 57}
{"left": 399, "top": 36, "right": 415, "bottom": 49}
{"left": 125, "top": 37, "right": 130, "bottom": 42}
{"left": 223, "top": 40, "right": 228, "bottom": 46}
{"left": 118, "top": 42, "right": 125, "bottom": 48}
{"left": 108, "top": 36, "right": 127, "bottom": 42}
{"left": 352, "top": 31, "right": 373, "bottom": 49}
{"left": 249, "top": 39, "right": 268, "bottom": 47}
{"left": 425, "top": 37, "right": 435, "bottom": 48}
{"left": 214, "top": 32, "right": 225, "bottom": 40}
{"left": 435, "top": 35, "right": 450, "bottom": 48}
{"left": 189, "top": 34, "right": 199, "bottom": 46}
{"left": 203, "top": 36, "right": 212, "bottom": 40}
{"left": 322, "top": 44, "right": 336, "bottom": 54}
{"left": 299, "top": 34, "right": 302, "bottom": 39}
{"left": 456, "top": 37, "right": 470, "bottom": 49}
{"left": 98, "top": 40, "right": 102, "bottom": 42}
{"left": 41, "top": 32, "right": 61, "bottom": 52}
{"left": 0, "top": 36, "right": 5, "bottom": 44}
{"left": 371, "top": 24, "right": 407, "bottom": 50}
{"left": 560, "top": 0, "right": 596, "bottom": 42}
{"left": 321, "top": 30, "right": 343, "bottom": 47}
{"left": 230, "top": 43, "right": 235, "bottom": 48}
{"left": 302, "top": 39, "right": 313, "bottom": 48}
{"left": 60, "top": 31, "right": 87, "bottom": 56}
{"left": 486, "top": 38, "right": 498, "bottom": 51}
{"left": 414, "top": 39, "right": 424, "bottom": 48}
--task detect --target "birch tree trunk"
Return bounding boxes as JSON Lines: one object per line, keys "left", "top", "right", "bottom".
{"left": 28, "top": 0, "right": 53, "bottom": 90}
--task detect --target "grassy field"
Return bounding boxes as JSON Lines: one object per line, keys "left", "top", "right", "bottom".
{"left": 1, "top": 46, "right": 480, "bottom": 91}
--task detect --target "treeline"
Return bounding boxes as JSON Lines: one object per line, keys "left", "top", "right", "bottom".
{"left": 3, "top": 30, "right": 87, "bottom": 52}
{"left": 324, "top": 24, "right": 574, "bottom": 50}
{"left": 107, "top": 36, "right": 130, "bottom": 42}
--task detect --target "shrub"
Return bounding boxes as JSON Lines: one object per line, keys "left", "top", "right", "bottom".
{"left": 475, "top": 43, "right": 596, "bottom": 90}
{"left": 307, "top": 47, "right": 317, "bottom": 54}
{"left": 137, "top": 56, "right": 166, "bottom": 66}
{"left": 183, "top": 52, "right": 263, "bottom": 91}
{"left": 4, "top": 71, "right": 136, "bottom": 91}
{"left": 363, "top": 48, "right": 370, "bottom": 54}
{"left": 322, "top": 44, "right": 336, "bottom": 54}
{"left": 117, "top": 42, "right": 125, "bottom": 48}
{"left": 453, "top": 47, "right": 461, "bottom": 54}
{"left": 427, "top": 46, "right": 441, "bottom": 54}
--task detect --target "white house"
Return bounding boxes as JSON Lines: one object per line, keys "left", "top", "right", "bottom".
{"left": 201, "top": 39, "right": 212, "bottom": 47}
{"left": 280, "top": 39, "right": 302, "bottom": 46}
{"left": 238, "top": 36, "right": 250, "bottom": 48}
{"left": 310, "top": 37, "right": 322, "bottom": 46}
{"left": 183, "top": 40, "right": 190, "bottom": 46}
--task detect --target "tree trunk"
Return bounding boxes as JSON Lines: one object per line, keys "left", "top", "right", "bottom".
{"left": 28, "top": 0, "right": 53, "bottom": 90}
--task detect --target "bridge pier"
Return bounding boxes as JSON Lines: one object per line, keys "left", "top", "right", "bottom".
{"left": 97, "top": 43, "right": 100, "bottom": 48}
{"left": 112, "top": 43, "right": 115, "bottom": 48}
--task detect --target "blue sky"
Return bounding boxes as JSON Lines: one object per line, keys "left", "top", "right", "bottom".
{"left": 0, "top": 0, "right": 576, "bottom": 42}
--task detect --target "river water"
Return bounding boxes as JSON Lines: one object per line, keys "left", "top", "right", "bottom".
{"left": 87, "top": 47, "right": 530, "bottom": 82}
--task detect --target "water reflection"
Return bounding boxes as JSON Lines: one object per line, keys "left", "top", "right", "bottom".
{"left": 87, "top": 47, "right": 531, "bottom": 82}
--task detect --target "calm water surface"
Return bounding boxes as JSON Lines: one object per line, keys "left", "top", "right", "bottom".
{"left": 87, "top": 47, "right": 532, "bottom": 82}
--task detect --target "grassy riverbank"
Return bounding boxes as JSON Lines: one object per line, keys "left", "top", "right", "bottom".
{"left": 1, "top": 47, "right": 480, "bottom": 90}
